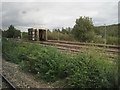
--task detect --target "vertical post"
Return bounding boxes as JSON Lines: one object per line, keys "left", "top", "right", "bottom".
{"left": 45, "top": 30, "right": 47, "bottom": 40}
{"left": 104, "top": 24, "right": 107, "bottom": 45}
{"left": 37, "top": 29, "right": 39, "bottom": 41}
{"left": 28, "top": 29, "right": 29, "bottom": 40}
{"left": 21, "top": 32, "right": 22, "bottom": 39}
{"left": 32, "top": 29, "right": 34, "bottom": 41}
{"left": 0, "top": 41, "right": 1, "bottom": 89}
{"left": 35, "top": 29, "right": 38, "bottom": 41}
{"left": 58, "top": 30, "right": 59, "bottom": 41}
{"left": 29, "top": 30, "right": 31, "bottom": 40}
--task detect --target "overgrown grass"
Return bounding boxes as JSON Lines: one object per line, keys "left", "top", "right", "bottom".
{"left": 66, "top": 51, "right": 118, "bottom": 88}
{"left": 2, "top": 38, "right": 118, "bottom": 88}
{"left": 48, "top": 31, "right": 75, "bottom": 41}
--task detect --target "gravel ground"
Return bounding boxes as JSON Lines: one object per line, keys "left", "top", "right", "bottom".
{"left": 2, "top": 59, "right": 64, "bottom": 88}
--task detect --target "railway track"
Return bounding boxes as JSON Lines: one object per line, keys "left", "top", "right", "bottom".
{"left": 1, "top": 74, "right": 16, "bottom": 89}
{"left": 40, "top": 42, "right": 118, "bottom": 59}
{"left": 10, "top": 38, "right": 119, "bottom": 58}
{"left": 10, "top": 38, "right": 120, "bottom": 52}
{"left": 47, "top": 40, "right": 119, "bottom": 49}
{"left": 36, "top": 40, "right": 118, "bottom": 59}
{"left": 39, "top": 40, "right": 119, "bottom": 54}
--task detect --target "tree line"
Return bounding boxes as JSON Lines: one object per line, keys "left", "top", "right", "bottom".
{"left": 2, "top": 16, "right": 119, "bottom": 45}
{"left": 2, "top": 25, "right": 21, "bottom": 38}
{"left": 48, "top": 16, "right": 118, "bottom": 45}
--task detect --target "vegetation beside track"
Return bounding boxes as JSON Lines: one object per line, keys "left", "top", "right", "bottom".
{"left": 2, "top": 38, "right": 118, "bottom": 88}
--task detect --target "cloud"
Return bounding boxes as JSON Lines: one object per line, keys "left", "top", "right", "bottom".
{"left": 1, "top": 0, "right": 119, "bottom": 2}
{"left": 2, "top": 2, "right": 118, "bottom": 32}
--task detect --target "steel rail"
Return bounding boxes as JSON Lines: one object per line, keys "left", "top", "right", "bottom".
{"left": 1, "top": 74, "right": 16, "bottom": 90}
{"left": 47, "top": 40, "right": 120, "bottom": 49}
{"left": 40, "top": 41, "right": 119, "bottom": 54}
{"left": 40, "top": 43, "right": 117, "bottom": 59}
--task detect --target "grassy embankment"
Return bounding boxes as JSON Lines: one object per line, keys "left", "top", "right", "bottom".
{"left": 2, "top": 38, "right": 118, "bottom": 88}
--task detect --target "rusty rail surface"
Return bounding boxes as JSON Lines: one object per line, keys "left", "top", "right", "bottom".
{"left": 39, "top": 41, "right": 119, "bottom": 54}
{"left": 47, "top": 40, "right": 119, "bottom": 49}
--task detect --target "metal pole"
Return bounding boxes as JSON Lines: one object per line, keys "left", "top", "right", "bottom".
{"left": 104, "top": 24, "right": 107, "bottom": 45}
{"left": 21, "top": 32, "right": 22, "bottom": 39}
{"left": 58, "top": 29, "right": 59, "bottom": 41}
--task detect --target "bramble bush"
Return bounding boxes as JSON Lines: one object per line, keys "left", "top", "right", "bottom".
{"left": 2, "top": 38, "right": 118, "bottom": 88}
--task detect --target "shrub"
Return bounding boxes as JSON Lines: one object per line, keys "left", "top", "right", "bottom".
{"left": 2, "top": 38, "right": 20, "bottom": 63}
{"left": 2, "top": 38, "right": 118, "bottom": 88}
{"left": 107, "top": 36, "right": 118, "bottom": 45}
{"left": 18, "top": 41, "right": 71, "bottom": 81}
{"left": 66, "top": 50, "right": 118, "bottom": 88}
{"left": 93, "top": 35, "right": 104, "bottom": 44}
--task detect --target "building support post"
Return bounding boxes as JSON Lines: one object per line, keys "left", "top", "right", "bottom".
{"left": 45, "top": 30, "right": 47, "bottom": 40}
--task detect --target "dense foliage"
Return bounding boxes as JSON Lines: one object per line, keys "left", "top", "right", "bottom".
{"left": 47, "top": 29, "right": 75, "bottom": 41}
{"left": 47, "top": 17, "right": 118, "bottom": 45}
{"left": 2, "top": 38, "right": 118, "bottom": 88}
{"left": 94, "top": 24, "right": 118, "bottom": 45}
{"left": 2, "top": 25, "right": 21, "bottom": 38}
{"left": 72, "top": 16, "right": 95, "bottom": 42}
{"left": 2, "top": 18, "right": 118, "bottom": 45}
{"left": 22, "top": 32, "right": 28, "bottom": 40}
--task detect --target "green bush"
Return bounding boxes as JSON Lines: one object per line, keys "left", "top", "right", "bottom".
{"left": 20, "top": 45, "right": 69, "bottom": 82}
{"left": 66, "top": 50, "right": 118, "bottom": 88}
{"left": 107, "top": 36, "right": 118, "bottom": 45}
{"left": 93, "top": 35, "right": 104, "bottom": 44}
{"left": 2, "top": 38, "right": 20, "bottom": 63}
{"left": 2, "top": 38, "right": 118, "bottom": 88}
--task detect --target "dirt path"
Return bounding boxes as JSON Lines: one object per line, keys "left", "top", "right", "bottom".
{"left": 2, "top": 59, "right": 63, "bottom": 88}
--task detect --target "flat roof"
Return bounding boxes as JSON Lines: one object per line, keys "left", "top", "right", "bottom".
{"left": 28, "top": 27, "right": 47, "bottom": 30}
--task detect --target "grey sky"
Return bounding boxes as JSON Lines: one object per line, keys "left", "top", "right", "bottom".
{"left": 2, "top": 1, "right": 119, "bottom": 32}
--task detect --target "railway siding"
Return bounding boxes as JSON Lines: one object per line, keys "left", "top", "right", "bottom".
{"left": 47, "top": 40, "right": 119, "bottom": 49}
{"left": 40, "top": 41, "right": 119, "bottom": 54}
{"left": 39, "top": 41, "right": 118, "bottom": 59}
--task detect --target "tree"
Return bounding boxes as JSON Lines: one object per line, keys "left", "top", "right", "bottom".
{"left": 61, "top": 27, "right": 67, "bottom": 34}
{"left": 2, "top": 30, "right": 7, "bottom": 37}
{"left": 53, "top": 28, "right": 60, "bottom": 32}
{"left": 4, "top": 25, "right": 21, "bottom": 38}
{"left": 66, "top": 27, "right": 72, "bottom": 34}
{"left": 7, "top": 25, "right": 16, "bottom": 38}
{"left": 61, "top": 27, "right": 72, "bottom": 35}
{"left": 72, "top": 16, "right": 95, "bottom": 42}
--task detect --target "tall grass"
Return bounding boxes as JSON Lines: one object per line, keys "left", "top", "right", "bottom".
{"left": 47, "top": 31, "right": 75, "bottom": 41}
{"left": 2, "top": 38, "right": 118, "bottom": 88}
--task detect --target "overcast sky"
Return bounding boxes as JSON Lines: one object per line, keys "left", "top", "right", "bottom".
{"left": 1, "top": 0, "right": 119, "bottom": 32}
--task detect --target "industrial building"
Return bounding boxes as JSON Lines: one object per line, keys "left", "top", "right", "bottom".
{"left": 28, "top": 27, "right": 47, "bottom": 41}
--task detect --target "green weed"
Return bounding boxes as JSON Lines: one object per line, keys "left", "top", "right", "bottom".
{"left": 2, "top": 38, "right": 118, "bottom": 88}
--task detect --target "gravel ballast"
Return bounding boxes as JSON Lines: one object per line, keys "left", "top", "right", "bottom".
{"left": 2, "top": 59, "right": 63, "bottom": 88}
